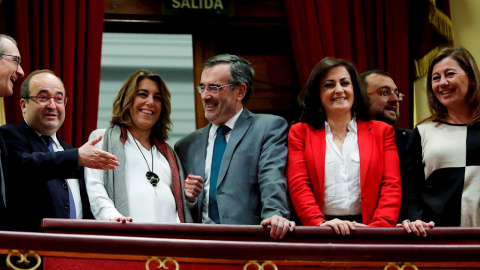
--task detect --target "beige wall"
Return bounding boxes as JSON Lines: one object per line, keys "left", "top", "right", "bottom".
{"left": 413, "top": 0, "right": 480, "bottom": 126}
{"left": 451, "top": 0, "right": 480, "bottom": 60}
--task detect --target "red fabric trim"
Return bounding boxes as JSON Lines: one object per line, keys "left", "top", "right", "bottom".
{"left": 154, "top": 140, "right": 185, "bottom": 223}
{"left": 119, "top": 125, "right": 128, "bottom": 145}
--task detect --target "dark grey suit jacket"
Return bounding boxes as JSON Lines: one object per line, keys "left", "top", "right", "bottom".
{"left": 175, "top": 109, "right": 290, "bottom": 224}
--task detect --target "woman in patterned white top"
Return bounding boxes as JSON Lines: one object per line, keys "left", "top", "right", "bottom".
{"left": 403, "top": 47, "right": 480, "bottom": 236}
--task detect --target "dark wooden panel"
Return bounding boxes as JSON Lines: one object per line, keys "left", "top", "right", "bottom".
{"left": 105, "top": 0, "right": 285, "bottom": 18}
{"left": 105, "top": 0, "right": 164, "bottom": 15}
{"left": 41, "top": 218, "right": 480, "bottom": 245}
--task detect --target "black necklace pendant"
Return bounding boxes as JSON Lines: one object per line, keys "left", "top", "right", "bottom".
{"left": 146, "top": 171, "right": 160, "bottom": 187}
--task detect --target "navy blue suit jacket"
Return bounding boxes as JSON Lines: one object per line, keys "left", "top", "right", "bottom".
{"left": 0, "top": 120, "right": 93, "bottom": 231}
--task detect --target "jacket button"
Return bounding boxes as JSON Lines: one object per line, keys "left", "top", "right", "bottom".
{"left": 63, "top": 182, "right": 68, "bottom": 189}
{"left": 65, "top": 203, "right": 70, "bottom": 210}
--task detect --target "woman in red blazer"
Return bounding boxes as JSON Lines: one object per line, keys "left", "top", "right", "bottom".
{"left": 287, "top": 57, "right": 401, "bottom": 234}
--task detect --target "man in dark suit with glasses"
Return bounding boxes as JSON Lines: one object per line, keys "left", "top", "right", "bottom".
{"left": 0, "top": 69, "right": 120, "bottom": 231}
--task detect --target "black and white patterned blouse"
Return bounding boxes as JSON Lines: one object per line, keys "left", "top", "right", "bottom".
{"left": 406, "top": 121, "right": 480, "bottom": 226}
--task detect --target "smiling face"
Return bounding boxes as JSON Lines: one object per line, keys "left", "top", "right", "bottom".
{"left": 320, "top": 66, "right": 354, "bottom": 119}
{"left": 200, "top": 63, "right": 245, "bottom": 125}
{"left": 21, "top": 72, "right": 65, "bottom": 136}
{"left": 366, "top": 74, "right": 400, "bottom": 125}
{"left": 128, "top": 78, "right": 162, "bottom": 135}
{"left": 0, "top": 38, "right": 25, "bottom": 97}
{"left": 431, "top": 56, "right": 471, "bottom": 112}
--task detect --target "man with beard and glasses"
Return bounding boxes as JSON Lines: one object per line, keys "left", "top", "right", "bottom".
{"left": 0, "top": 34, "right": 24, "bottom": 230}
{"left": 175, "top": 54, "right": 295, "bottom": 239}
{"left": 361, "top": 70, "right": 412, "bottom": 223}
{"left": 0, "top": 69, "right": 120, "bottom": 231}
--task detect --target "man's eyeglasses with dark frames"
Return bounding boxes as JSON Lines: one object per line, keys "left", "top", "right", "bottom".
{"left": 368, "top": 89, "right": 404, "bottom": 101}
{"left": 0, "top": 54, "right": 21, "bottom": 68}
{"left": 197, "top": 84, "right": 236, "bottom": 94}
{"left": 23, "top": 94, "right": 68, "bottom": 105}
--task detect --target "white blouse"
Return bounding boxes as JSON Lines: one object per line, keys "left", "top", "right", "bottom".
{"left": 85, "top": 129, "right": 180, "bottom": 223}
{"left": 322, "top": 119, "right": 362, "bottom": 216}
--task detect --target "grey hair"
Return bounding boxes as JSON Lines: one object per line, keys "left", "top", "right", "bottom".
{"left": 0, "top": 34, "right": 18, "bottom": 56}
{"left": 202, "top": 54, "right": 255, "bottom": 104}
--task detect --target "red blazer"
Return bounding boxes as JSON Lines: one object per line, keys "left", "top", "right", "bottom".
{"left": 287, "top": 120, "right": 401, "bottom": 227}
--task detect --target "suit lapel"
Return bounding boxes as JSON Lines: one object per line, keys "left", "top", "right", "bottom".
{"left": 58, "top": 137, "right": 73, "bottom": 150}
{"left": 310, "top": 127, "right": 326, "bottom": 196}
{"left": 357, "top": 120, "right": 373, "bottom": 188}
{"left": 194, "top": 125, "right": 209, "bottom": 181}
{"left": 22, "top": 121, "right": 49, "bottom": 152}
{"left": 217, "top": 109, "right": 252, "bottom": 187}
{"left": 195, "top": 124, "right": 210, "bottom": 214}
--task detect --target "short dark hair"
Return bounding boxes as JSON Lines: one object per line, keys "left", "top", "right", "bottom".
{"left": 202, "top": 54, "right": 254, "bottom": 104}
{"left": 360, "top": 69, "right": 392, "bottom": 88}
{"left": 424, "top": 47, "right": 480, "bottom": 125}
{"left": 20, "top": 69, "right": 63, "bottom": 101}
{"left": 111, "top": 69, "right": 172, "bottom": 141}
{"left": 298, "top": 57, "right": 370, "bottom": 129}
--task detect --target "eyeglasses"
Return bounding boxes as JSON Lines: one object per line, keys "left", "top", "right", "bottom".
{"left": 23, "top": 94, "right": 68, "bottom": 105}
{"left": 197, "top": 84, "right": 235, "bottom": 94}
{"left": 0, "top": 53, "right": 21, "bottom": 68}
{"left": 368, "top": 89, "right": 404, "bottom": 101}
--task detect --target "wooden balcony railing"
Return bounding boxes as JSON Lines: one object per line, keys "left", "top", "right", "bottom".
{"left": 0, "top": 218, "right": 478, "bottom": 270}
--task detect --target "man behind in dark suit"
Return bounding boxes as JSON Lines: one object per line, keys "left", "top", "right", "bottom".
{"left": 175, "top": 54, "right": 295, "bottom": 239}
{"left": 0, "top": 34, "right": 25, "bottom": 230}
{"left": 361, "top": 70, "right": 413, "bottom": 223}
{"left": 0, "top": 69, "right": 119, "bottom": 231}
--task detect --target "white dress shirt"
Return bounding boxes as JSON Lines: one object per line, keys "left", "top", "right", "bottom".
{"left": 202, "top": 108, "right": 243, "bottom": 223}
{"left": 322, "top": 119, "right": 362, "bottom": 216}
{"left": 43, "top": 134, "right": 83, "bottom": 219}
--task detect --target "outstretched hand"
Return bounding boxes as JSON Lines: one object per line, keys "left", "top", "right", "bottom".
{"left": 78, "top": 135, "right": 119, "bottom": 170}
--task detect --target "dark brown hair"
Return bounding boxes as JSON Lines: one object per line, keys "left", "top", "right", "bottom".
{"left": 298, "top": 57, "right": 370, "bottom": 129}
{"left": 111, "top": 70, "right": 172, "bottom": 141}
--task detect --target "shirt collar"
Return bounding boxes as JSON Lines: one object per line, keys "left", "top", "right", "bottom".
{"left": 25, "top": 119, "right": 61, "bottom": 148}
{"left": 211, "top": 107, "right": 243, "bottom": 132}
{"left": 325, "top": 116, "right": 358, "bottom": 134}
